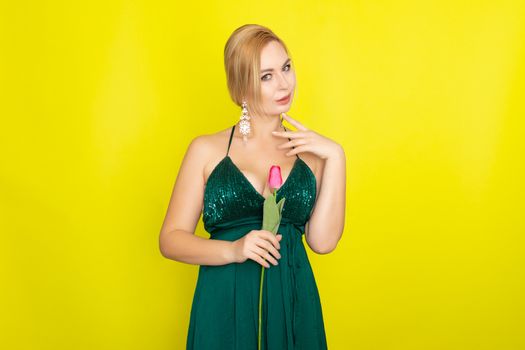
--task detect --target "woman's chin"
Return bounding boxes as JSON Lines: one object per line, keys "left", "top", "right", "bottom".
{"left": 274, "top": 101, "right": 292, "bottom": 111}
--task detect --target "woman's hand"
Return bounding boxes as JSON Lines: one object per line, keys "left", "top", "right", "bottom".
{"left": 272, "top": 112, "right": 343, "bottom": 161}
{"left": 232, "top": 230, "right": 282, "bottom": 268}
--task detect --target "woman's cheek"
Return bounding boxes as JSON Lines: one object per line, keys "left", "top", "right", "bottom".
{"left": 262, "top": 87, "right": 273, "bottom": 104}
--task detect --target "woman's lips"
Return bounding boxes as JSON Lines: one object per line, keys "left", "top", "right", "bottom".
{"left": 276, "top": 93, "right": 291, "bottom": 104}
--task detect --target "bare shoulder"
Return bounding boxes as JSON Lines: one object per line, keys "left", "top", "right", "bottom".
{"left": 195, "top": 126, "right": 235, "bottom": 184}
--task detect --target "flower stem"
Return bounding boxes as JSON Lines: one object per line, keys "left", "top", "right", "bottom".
{"left": 258, "top": 263, "right": 265, "bottom": 350}
{"left": 258, "top": 190, "right": 278, "bottom": 349}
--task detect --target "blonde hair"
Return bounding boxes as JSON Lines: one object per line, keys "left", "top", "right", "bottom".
{"left": 224, "top": 24, "right": 291, "bottom": 119}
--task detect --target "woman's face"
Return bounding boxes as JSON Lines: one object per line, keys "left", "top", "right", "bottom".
{"left": 256, "top": 40, "right": 296, "bottom": 117}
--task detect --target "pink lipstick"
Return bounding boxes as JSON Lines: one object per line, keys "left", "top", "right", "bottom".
{"left": 276, "top": 93, "right": 291, "bottom": 105}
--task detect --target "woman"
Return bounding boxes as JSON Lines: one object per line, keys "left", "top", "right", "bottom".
{"left": 159, "top": 24, "right": 346, "bottom": 349}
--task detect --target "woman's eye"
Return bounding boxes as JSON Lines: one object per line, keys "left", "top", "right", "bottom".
{"left": 261, "top": 64, "right": 291, "bottom": 81}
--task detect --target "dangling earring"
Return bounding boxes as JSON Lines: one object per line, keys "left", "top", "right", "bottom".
{"left": 239, "top": 101, "right": 251, "bottom": 144}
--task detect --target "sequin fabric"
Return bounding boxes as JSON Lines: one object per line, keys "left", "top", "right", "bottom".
{"left": 202, "top": 132, "right": 317, "bottom": 236}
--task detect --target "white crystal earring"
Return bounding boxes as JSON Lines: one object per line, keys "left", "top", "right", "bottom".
{"left": 239, "top": 101, "right": 251, "bottom": 144}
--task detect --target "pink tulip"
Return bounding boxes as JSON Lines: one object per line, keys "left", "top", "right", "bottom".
{"left": 268, "top": 165, "right": 283, "bottom": 191}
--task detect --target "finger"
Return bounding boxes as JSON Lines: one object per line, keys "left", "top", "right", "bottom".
{"left": 253, "top": 246, "right": 278, "bottom": 266}
{"left": 266, "top": 242, "right": 281, "bottom": 260}
{"left": 262, "top": 230, "right": 281, "bottom": 250}
{"left": 250, "top": 251, "right": 270, "bottom": 268}
{"left": 277, "top": 138, "right": 307, "bottom": 150}
{"left": 281, "top": 112, "right": 308, "bottom": 131}
{"left": 285, "top": 144, "right": 308, "bottom": 157}
{"left": 271, "top": 130, "right": 308, "bottom": 138}
{"left": 256, "top": 238, "right": 281, "bottom": 259}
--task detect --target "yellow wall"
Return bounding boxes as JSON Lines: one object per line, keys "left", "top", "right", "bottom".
{"left": 1, "top": 1, "right": 524, "bottom": 349}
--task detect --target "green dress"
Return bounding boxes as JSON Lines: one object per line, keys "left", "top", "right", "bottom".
{"left": 186, "top": 124, "right": 328, "bottom": 349}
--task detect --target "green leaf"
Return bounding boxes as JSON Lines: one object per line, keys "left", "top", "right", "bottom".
{"left": 277, "top": 197, "right": 285, "bottom": 215}
{"left": 262, "top": 194, "right": 282, "bottom": 234}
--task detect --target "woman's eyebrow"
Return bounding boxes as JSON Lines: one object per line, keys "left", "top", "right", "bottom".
{"left": 260, "top": 58, "right": 291, "bottom": 73}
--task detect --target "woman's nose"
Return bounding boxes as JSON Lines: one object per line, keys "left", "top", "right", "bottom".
{"left": 276, "top": 73, "right": 290, "bottom": 89}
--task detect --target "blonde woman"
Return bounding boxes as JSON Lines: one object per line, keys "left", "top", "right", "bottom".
{"left": 160, "top": 24, "right": 346, "bottom": 349}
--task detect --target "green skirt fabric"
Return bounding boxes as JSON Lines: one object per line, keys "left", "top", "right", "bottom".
{"left": 186, "top": 217, "right": 328, "bottom": 349}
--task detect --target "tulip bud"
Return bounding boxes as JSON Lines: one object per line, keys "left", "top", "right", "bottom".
{"left": 268, "top": 165, "right": 283, "bottom": 192}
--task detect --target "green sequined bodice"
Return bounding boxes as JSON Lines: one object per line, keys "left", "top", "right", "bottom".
{"left": 203, "top": 124, "right": 317, "bottom": 236}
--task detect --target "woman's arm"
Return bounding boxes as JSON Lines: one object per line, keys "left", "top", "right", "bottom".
{"left": 159, "top": 136, "right": 235, "bottom": 266}
{"left": 305, "top": 145, "right": 346, "bottom": 254}
{"left": 273, "top": 113, "right": 347, "bottom": 254}
{"left": 160, "top": 228, "right": 235, "bottom": 266}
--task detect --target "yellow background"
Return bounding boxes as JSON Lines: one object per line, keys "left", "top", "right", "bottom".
{"left": 1, "top": 1, "right": 524, "bottom": 349}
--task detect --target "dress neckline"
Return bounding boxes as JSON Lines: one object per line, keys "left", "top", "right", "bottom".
{"left": 224, "top": 155, "right": 301, "bottom": 200}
